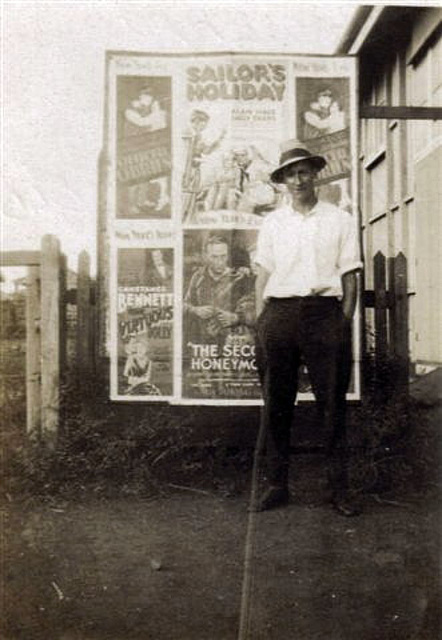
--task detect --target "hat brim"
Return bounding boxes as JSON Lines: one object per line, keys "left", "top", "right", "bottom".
{"left": 270, "top": 155, "right": 327, "bottom": 184}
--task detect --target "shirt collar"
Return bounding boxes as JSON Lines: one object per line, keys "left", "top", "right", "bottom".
{"left": 286, "top": 199, "right": 320, "bottom": 218}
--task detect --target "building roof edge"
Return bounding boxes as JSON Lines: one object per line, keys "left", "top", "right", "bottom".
{"left": 335, "top": 5, "right": 374, "bottom": 54}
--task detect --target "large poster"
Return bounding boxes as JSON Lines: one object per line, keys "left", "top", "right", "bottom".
{"left": 183, "top": 229, "right": 259, "bottom": 399}
{"left": 104, "top": 53, "right": 359, "bottom": 403}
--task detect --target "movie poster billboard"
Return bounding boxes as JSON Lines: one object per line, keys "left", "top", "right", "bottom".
{"left": 104, "top": 53, "right": 359, "bottom": 403}
{"left": 116, "top": 248, "right": 174, "bottom": 399}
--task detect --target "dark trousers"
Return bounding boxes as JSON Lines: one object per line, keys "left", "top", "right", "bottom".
{"left": 255, "top": 297, "right": 353, "bottom": 495}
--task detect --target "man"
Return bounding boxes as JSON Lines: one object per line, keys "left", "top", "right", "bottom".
{"left": 184, "top": 234, "right": 251, "bottom": 346}
{"left": 182, "top": 110, "right": 226, "bottom": 222}
{"left": 231, "top": 146, "right": 276, "bottom": 215}
{"left": 253, "top": 139, "right": 362, "bottom": 516}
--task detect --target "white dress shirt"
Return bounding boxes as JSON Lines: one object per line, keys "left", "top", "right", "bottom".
{"left": 255, "top": 201, "right": 362, "bottom": 299}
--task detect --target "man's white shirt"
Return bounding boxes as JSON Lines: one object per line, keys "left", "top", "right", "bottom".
{"left": 255, "top": 201, "right": 362, "bottom": 299}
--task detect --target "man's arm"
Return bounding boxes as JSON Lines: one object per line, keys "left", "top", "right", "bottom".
{"left": 255, "top": 264, "right": 271, "bottom": 318}
{"left": 183, "top": 271, "right": 215, "bottom": 320}
{"left": 341, "top": 270, "right": 358, "bottom": 322}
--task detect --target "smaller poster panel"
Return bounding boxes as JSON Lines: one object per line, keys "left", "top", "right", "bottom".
{"left": 117, "top": 248, "right": 174, "bottom": 398}
{"left": 182, "top": 229, "right": 261, "bottom": 400}
{"left": 116, "top": 76, "right": 172, "bottom": 219}
{"left": 296, "top": 77, "right": 352, "bottom": 212}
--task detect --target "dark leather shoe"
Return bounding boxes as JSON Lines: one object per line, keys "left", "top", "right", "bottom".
{"left": 252, "top": 486, "right": 289, "bottom": 512}
{"left": 332, "top": 496, "right": 362, "bottom": 517}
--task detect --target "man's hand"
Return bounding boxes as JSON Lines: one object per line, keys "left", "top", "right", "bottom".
{"left": 255, "top": 265, "right": 271, "bottom": 318}
{"left": 216, "top": 310, "right": 239, "bottom": 328}
{"left": 193, "top": 305, "right": 215, "bottom": 320}
{"left": 341, "top": 301, "right": 354, "bottom": 323}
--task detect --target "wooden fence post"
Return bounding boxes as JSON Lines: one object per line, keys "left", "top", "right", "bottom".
{"left": 26, "top": 266, "right": 41, "bottom": 440}
{"left": 76, "top": 250, "right": 93, "bottom": 382}
{"left": 59, "top": 253, "right": 67, "bottom": 380}
{"left": 40, "top": 234, "right": 61, "bottom": 449}
{"left": 393, "top": 252, "right": 409, "bottom": 394}
{"left": 373, "top": 251, "right": 388, "bottom": 377}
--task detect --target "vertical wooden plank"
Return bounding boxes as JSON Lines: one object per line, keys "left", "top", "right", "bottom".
{"left": 373, "top": 251, "right": 388, "bottom": 369}
{"left": 90, "top": 281, "right": 97, "bottom": 376}
{"left": 96, "top": 150, "right": 110, "bottom": 362}
{"left": 386, "top": 60, "right": 395, "bottom": 260}
{"left": 393, "top": 252, "right": 409, "bottom": 394}
{"left": 40, "top": 234, "right": 60, "bottom": 449}
{"left": 26, "top": 266, "right": 41, "bottom": 440}
{"left": 76, "top": 250, "right": 92, "bottom": 381}
{"left": 388, "top": 256, "right": 396, "bottom": 358}
{"left": 59, "top": 253, "right": 67, "bottom": 379}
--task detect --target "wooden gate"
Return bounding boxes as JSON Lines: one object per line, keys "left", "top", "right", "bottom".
{"left": 1, "top": 234, "right": 95, "bottom": 447}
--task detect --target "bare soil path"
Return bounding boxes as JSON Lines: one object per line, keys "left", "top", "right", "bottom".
{"left": 3, "top": 490, "right": 439, "bottom": 640}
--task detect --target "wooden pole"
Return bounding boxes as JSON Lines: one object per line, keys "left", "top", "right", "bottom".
{"left": 373, "top": 251, "right": 388, "bottom": 372}
{"left": 26, "top": 266, "right": 41, "bottom": 440}
{"left": 40, "top": 234, "right": 61, "bottom": 449}
{"left": 59, "top": 253, "right": 67, "bottom": 380}
{"left": 76, "top": 250, "right": 92, "bottom": 381}
{"left": 393, "top": 252, "right": 409, "bottom": 395}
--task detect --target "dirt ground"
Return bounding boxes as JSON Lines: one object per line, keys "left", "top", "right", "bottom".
{"left": 1, "top": 341, "right": 441, "bottom": 639}
{"left": 3, "top": 468, "right": 440, "bottom": 640}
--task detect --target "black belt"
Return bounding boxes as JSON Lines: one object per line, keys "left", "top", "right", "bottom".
{"left": 268, "top": 296, "right": 339, "bottom": 302}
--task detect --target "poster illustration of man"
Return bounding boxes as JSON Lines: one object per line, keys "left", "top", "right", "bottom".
{"left": 117, "top": 248, "right": 174, "bottom": 397}
{"left": 181, "top": 109, "right": 227, "bottom": 222}
{"left": 201, "top": 144, "right": 278, "bottom": 219}
{"left": 181, "top": 104, "right": 281, "bottom": 224}
{"left": 116, "top": 76, "right": 172, "bottom": 219}
{"left": 182, "top": 230, "right": 260, "bottom": 399}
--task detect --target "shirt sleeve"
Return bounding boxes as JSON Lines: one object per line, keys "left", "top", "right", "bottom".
{"left": 337, "top": 212, "right": 363, "bottom": 276}
{"left": 255, "top": 217, "right": 276, "bottom": 273}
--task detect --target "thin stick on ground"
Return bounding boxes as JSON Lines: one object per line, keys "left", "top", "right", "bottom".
{"left": 237, "top": 411, "right": 267, "bottom": 640}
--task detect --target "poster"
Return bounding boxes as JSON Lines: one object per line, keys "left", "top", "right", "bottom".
{"left": 116, "top": 248, "right": 174, "bottom": 399}
{"left": 180, "top": 61, "right": 289, "bottom": 226}
{"left": 104, "top": 53, "right": 359, "bottom": 403}
{"left": 182, "top": 229, "right": 260, "bottom": 399}
{"left": 116, "top": 76, "right": 172, "bottom": 219}
{"left": 296, "top": 76, "right": 352, "bottom": 211}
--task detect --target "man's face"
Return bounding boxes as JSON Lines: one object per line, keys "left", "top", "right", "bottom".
{"left": 206, "top": 242, "right": 229, "bottom": 276}
{"left": 192, "top": 117, "right": 208, "bottom": 132}
{"left": 282, "top": 160, "right": 317, "bottom": 204}
{"left": 234, "top": 152, "right": 250, "bottom": 169}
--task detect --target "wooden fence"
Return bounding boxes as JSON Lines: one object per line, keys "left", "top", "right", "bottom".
{"left": 1, "top": 234, "right": 96, "bottom": 448}
{"left": 362, "top": 251, "right": 409, "bottom": 395}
